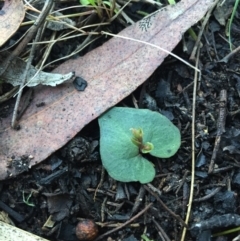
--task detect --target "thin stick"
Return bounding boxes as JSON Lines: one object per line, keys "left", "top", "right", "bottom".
{"left": 190, "top": 0, "right": 219, "bottom": 61}
{"left": 11, "top": 0, "right": 54, "bottom": 128}
{"left": 219, "top": 45, "right": 240, "bottom": 63}
{"left": 208, "top": 89, "right": 227, "bottom": 173}
{"left": 101, "top": 31, "right": 200, "bottom": 73}
{"left": 11, "top": 29, "right": 41, "bottom": 128}
{"left": 130, "top": 185, "right": 146, "bottom": 216}
{"left": 152, "top": 217, "right": 171, "bottom": 241}
{"left": 180, "top": 46, "right": 201, "bottom": 241}
{"left": 94, "top": 166, "right": 105, "bottom": 201}
{"left": 193, "top": 187, "right": 222, "bottom": 202}
{"left": 144, "top": 185, "right": 187, "bottom": 228}
{"left": 94, "top": 203, "right": 153, "bottom": 241}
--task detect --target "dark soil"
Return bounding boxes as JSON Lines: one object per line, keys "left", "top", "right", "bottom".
{"left": 1, "top": 1, "right": 240, "bottom": 241}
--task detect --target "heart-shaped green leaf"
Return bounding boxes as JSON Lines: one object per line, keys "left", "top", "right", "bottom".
{"left": 98, "top": 107, "right": 181, "bottom": 183}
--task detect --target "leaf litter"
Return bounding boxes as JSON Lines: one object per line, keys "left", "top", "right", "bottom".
{"left": 0, "top": 0, "right": 25, "bottom": 47}
{"left": 2, "top": 0, "right": 240, "bottom": 240}
{"left": 0, "top": 0, "right": 215, "bottom": 180}
{"left": 0, "top": 51, "right": 75, "bottom": 87}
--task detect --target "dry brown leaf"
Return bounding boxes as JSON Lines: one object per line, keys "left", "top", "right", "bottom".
{"left": 0, "top": 0, "right": 215, "bottom": 180}
{"left": 0, "top": 0, "right": 25, "bottom": 47}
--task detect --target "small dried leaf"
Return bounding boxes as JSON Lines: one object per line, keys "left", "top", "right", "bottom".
{"left": 0, "top": 51, "right": 74, "bottom": 86}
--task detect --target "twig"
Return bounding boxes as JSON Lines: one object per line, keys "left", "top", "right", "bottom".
{"left": 175, "top": 170, "right": 189, "bottom": 196}
{"left": 219, "top": 45, "right": 240, "bottom": 63}
{"left": 182, "top": 182, "right": 189, "bottom": 214}
{"left": 96, "top": 222, "right": 139, "bottom": 228}
{"left": 94, "top": 203, "right": 153, "bottom": 241}
{"left": 180, "top": 47, "right": 201, "bottom": 241}
{"left": 212, "top": 166, "right": 233, "bottom": 173}
{"left": 143, "top": 185, "right": 187, "bottom": 228}
{"left": 193, "top": 187, "right": 222, "bottom": 202}
{"left": 152, "top": 217, "right": 171, "bottom": 241}
{"left": 101, "top": 31, "right": 200, "bottom": 73}
{"left": 42, "top": 30, "right": 100, "bottom": 70}
{"left": 11, "top": 1, "right": 54, "bottom": 128}
{"left": 146, "top": 183, "right": 162, "bottom": 196}
{"left": 94, "top": 165, "right": 105, "bottom": 201}
{"left": 130, "top": 185, "right": 146, "bottom": 216}
{"left": 14, "top": 88, "right": 33, "bottom": 123}
{"left": 208, "top": 89, "right": 227, "bottom": 173}
{"left": 0, "top": 200, "right": 25, "bottom": 223}
{"left": 190, "top": 0, "right": 219, "bottom": 61}
{"left": 87, "top": 188, "right": 115, "bottom": 198}
{"left": 100, "top": 197, "right": 107, "bottom": 222}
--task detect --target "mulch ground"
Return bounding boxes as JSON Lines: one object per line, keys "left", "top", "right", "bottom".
{"left": 1, "top": 1, "right": 240, "bottom": 241}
